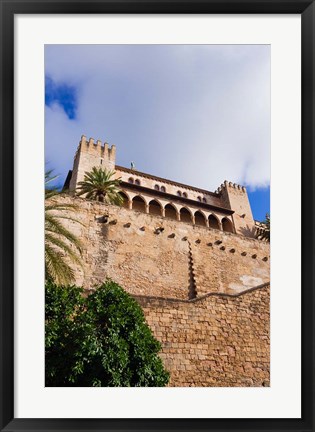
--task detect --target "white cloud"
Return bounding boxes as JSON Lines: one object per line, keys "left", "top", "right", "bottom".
{"left": 45, "top": 45, "right": 270, "bottom": 191}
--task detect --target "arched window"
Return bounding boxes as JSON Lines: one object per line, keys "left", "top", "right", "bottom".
{"left": 195, "top": 211, "right": 207, "bottom": 227}
{"left": 180, "top": 207, "right": 193, "bottom": 223}
{"left": 197, "top": 196, "right": 202, "bottom": 202}
{"left": 164, "top": 203, "right": 177, "bottom": 220}
{"left": 177, "top": 191, "right": 182, "bottom": 197}
{"left": 222, "top": 217, "right": 234, "bottom": 233}
{"left": 160, "top": 186, "right": 166, "bottom": 193}
{"left": 132, "top": 196, "right": 146, "bottom": 213}
{"left": 148, "top": 200, "right": 163, "bottom": 216}
{"left": 183, "top": 192, "right": 188, "bottom": 198}
{"left": 135, "top": 179, "right": 140, "bottom": 186}
{"left": 128, "top": 177, "right": 134, "bottom": 184}
{"left": 154, "top": 184, "right": 160, "bottom": 191}
{"left": 202, "top": 197, "right": 207, "bottom": 203}
{"left": 118, "top": 191, "right": 130, "bottom": 209}
{"left": 208, "top": 214, "right": 220, "bottom": 230}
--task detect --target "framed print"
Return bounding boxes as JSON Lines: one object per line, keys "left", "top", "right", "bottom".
{"left": 0, "top": 0, "right": 314, "bottom": 431}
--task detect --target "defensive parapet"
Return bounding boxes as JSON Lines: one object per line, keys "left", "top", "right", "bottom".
{"left": 216, "top": 180, "right": 255, "bottom": 237}
{"left": 66, "top": 135, "right": 255, "bottom": 239}
{"left": 69, "top": 135, "right": 116, "bottom": 192}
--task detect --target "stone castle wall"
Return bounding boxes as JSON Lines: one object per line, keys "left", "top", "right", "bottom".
{"left": 59, "top": 196, "right": 269, "bottom": 297}
{"left": 54, "top": 195, "right": 270, "bottom": 386}
{"left": 136, "top": 283, "right": 270, "bottom": 387}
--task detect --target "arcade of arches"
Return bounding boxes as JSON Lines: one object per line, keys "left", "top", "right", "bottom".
{"left": 118, "top": 191, "right": 234, "bottom": 233}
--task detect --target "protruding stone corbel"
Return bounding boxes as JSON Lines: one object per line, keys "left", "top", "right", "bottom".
{"left": 154, "top": 227, "right": 164, "bottom": 235}
{"left": 95, "top": 214, "right": 108, "bottom": 224}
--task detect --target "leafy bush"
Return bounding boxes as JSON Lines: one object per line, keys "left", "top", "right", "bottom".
{"left": 45, "top": 280, "right": 170, "bottom": 387}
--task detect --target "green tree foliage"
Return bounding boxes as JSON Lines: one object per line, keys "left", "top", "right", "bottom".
{"left": 76, "top": 167, "right": 123, "bottom": 205}
{"left": 45, "top": 171, "right": 83, "bottom": 285}
{"left": 45, "top": 280, "right": 170, "bottom": 387}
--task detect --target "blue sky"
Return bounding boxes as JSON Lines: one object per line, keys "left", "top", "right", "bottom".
{"left": 45, "top": 45, "right": 270, "bottom": 221}
{"left": 45, "top": 77, "right": 77, "bottom": 119}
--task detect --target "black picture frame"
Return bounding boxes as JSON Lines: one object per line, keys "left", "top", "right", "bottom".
{"left": 0, "top": 0, "right": 314, "bottom": 431}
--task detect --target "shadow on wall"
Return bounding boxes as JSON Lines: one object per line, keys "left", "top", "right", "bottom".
{"left": 239, "top": 225, "right": 257, "bottom": 238}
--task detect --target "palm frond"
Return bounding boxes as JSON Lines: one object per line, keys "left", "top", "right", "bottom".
{"left": 45, "top": 170, "right": 84, "bottom": 284}
{"left": 45, "top": 189, "right": 60, "bottom": 200}
{"left": 45, "top": 213, "right": 85, "bottom": 227}
{"left": 45, "top": 214, "right": 83, "bottom": 252}
{"left": 45, "top": 244, "right": 75, "bottom": 286}
{"left": 45, "top": 170, "right": 59, "bottom": 184}
{"left": 45, "top": 233, "right": 83, "bottom": 267}
{"left": 45, "top": 202, "right": 80, "bottom": 211}
{"left": 76, "top": 167, "right": 122, "bottom": 205}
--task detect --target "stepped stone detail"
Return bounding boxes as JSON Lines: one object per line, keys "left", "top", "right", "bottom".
{"left": 187, "top": 241, "right": 197, "bottom": 299}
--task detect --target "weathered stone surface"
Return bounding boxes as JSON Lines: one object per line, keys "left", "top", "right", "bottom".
{"left": 136, "top": 284, "right": 270, "bottom": 387}
{"left": 56, "top": 197, "right": 269, "bottom": 295}
{"left": 59, "top": 136, "right": 270, "bottom": 387}
{"left": 53, "top": 195, "right": 270, "bottom": 387}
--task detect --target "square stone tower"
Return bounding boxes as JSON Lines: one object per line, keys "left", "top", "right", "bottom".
{"left": 69, "top": 135, "right": 116, "bottom": 192}
{"left": 218, "top": 180, "right": 255, "bottom": 237}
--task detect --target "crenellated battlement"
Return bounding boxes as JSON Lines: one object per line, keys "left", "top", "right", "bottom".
{"left": 76, "top": 135, "right": 116, "bottom": 162}
{"left": 215, "top": 180, "right": 246, "bottom": 194}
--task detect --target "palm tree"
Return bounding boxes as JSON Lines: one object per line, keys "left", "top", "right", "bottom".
{"left": 76, "top": 167, "right": 123, "bottom": 205}
{"left": 256, "top": 213, "right": 270, "bottom": 242}
{"left": 45, "top": 171, "right": 83, "bottom": 285}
